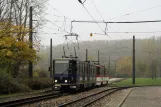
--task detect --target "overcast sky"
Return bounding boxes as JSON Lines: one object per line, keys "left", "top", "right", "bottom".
{"left": 39, "top": 0, "right": 161, "bottom": 46}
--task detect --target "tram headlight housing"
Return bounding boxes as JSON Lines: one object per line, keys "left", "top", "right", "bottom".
{"left": 55, "top": 80, "right": 57, "bottom": 83}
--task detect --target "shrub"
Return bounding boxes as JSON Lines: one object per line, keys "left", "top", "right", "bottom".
{"left": 0, "top": 68, "right": 53, "bottom": 94}
{"left": 38, "top": 71, "right": 48, "bottom": 77}
{"left": 0, "top": 69, "right": 31, "bottom": 94}
{"left": 18, "top": 68, "right": 28, "bottom": 78}
{"left": 23, "top": 77, "right": 53, "bottom": 90}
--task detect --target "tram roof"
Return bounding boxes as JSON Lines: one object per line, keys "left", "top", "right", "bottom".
{"left": 54, "top": 58, "right": 80, "bottom": 61}
{"left": 96, "top": 65, "right": 105, "bottom": 67}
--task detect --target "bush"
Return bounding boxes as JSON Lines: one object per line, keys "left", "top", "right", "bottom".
{"left": 0, "top": 69, "right": 31, "bottom": 94}
{"left": 18, "top": 68, "right": 28, "bottom": 78}
{"left": 0, "top": 68, "right": 53, "bottom": 94}
{"left": 33, "top": 68, "right": 49, "bottom": 78}
{"left": 38, "top": 71, "right": 48, "bottom": 77}
{"left": 23, "top": 78, "right": 53, "bottom": 90}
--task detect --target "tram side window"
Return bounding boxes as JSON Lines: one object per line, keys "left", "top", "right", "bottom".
{"left": 106, "top": 68, "right": 108, "bottom": 76}
{"left": 86, "top": 64, "right": 88, "bottom": 76}
{"left": 94, "top": 66, "right": 95, "bottom": 76}
{"left": 93, "top": 66, "right": 95, "bottom": 75}
{"left": 83, "top": 63, "right": 85, "bottom": 75}
{"left": 100, "top": 68, "right": 102, "bottom": 76}
{"left": 102, "top": 68, "right": 105, "bottom": 76}
{"left": 107, "top": 68, "right": 109, "bottom": 76}
{"left": 102, "top": 68, "right": 104, "bottom": 76}
{"left": 82, "top": 63, "right": 83, "bottom": 75}
{"left": 91, "top": 66, "right": 92, "bottom": 76}
{"left": 79, "top": 62, "right": 81, "bottom": 74}
{"left": 82, "top": 63, "right": 84, "bottom": 75}
{"left": 104, "top": 68, "right": 107, "bottom": 76}
{"left": 101, "top": 68, "right": 103, "bottom": 76}
{"left": 80, "top": 63, "right": 82, "bottom": 75}
{"left": 69, "top": 63, "right": 72, "bottom": 74}
{"left": 92, "top": 66, "right": 94, "bottom": 77}
{"left": 84, "top": 64, "right": 87, "bottom": 76}
{"left": 88, "top": 64, "right": 90, "bottom": 75}
{"left": 87, "top": 64, "right": 90, "bottom": 76}
{"left": 90, "top": 65, "right": 92, "bottom": 77}
{"left": 93, "top": 66, "right": 95, "bottom": 76}
{"left": 96, "top": 67, "right": 100, "bottom": 75}
{"left": 91, "top": 65, "right": 93, "bottom": 76}
{"left": 92, "top": 66, "right": 94, "bottom": 76}
{"left": 77, "top": 62, "right": 79, "bottom": 74}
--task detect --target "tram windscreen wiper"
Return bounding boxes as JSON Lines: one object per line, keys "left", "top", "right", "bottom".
{"left": 60, "top": 68, "right": 71, "bottom": 75}
{"left": 60, "top": 66, "right": 77, "bottom": 75}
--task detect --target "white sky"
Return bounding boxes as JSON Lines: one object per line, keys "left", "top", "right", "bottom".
{"left": 38, "top": 0, "right": 161, "bottom": 46}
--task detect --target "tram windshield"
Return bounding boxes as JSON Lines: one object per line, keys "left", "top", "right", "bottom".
{"left": 55, "top": 60, "right": 69, "bottom": 74}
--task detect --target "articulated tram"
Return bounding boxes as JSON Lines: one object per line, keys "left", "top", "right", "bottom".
{"left": 53, "top": 58, "right": 109, "bottom": 91}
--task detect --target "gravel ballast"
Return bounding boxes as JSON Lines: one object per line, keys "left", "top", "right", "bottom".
{"left": 23, "top": 87, "right": 114, "bottom": 107}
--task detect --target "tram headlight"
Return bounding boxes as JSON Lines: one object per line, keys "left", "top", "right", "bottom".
{"left": 55, "top": 80, "right": 57, "bottom": 83}
{"left": 65, "top": 80, "right": 68, "bottom": 83}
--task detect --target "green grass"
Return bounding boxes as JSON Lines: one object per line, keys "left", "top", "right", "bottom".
{"left": 0, "top": 88, "right": 50, "bottom": 99}
{"left": 110, "top": 78, "right": 161, "bottom": 87}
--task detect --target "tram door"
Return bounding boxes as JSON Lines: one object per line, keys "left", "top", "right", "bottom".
{"left": 69, "top": 60, "right": 77, "bottom": 83}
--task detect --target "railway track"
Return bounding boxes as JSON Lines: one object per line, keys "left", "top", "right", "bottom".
{"left": 59, "top": 86, "right": 132, "bottom": 107}
{"left": 0, "top": 92, "right": 69, "bottom": 107}
{"left": 0, "top": 79, "right": 127, "bottom": 107}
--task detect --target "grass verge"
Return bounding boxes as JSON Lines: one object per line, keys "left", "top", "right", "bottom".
{"left": 0, "top": 88, "right": 51, "bottom": 100}
{"left": 110, "top": 78, "right": 161, "bottom": 87}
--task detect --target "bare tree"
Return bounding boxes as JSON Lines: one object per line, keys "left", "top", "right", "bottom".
{"left": 0, "top": 0, "right": 48, "bottom": 77}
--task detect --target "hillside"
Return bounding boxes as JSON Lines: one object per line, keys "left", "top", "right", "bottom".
{"left": 36, "top": 36, "right": 161, "bottom": 78}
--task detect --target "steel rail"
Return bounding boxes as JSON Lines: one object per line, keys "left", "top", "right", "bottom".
{"left": 82, "top": 86, "right": 131, "bottom": 107}
{"left": 59, "top": 87, "right": 131, "bottom": 107}
{"left": 0, "top": 92, "right": 69, "bottom": 107}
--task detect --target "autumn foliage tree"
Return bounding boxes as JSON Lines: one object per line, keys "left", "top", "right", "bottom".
{"left": 0, "top": 0, "right": 48, "bottom": 78}
{"left": 116, "top": 56, "right": 132, "bottom": 77}
{"left": 0, "top": 22, "right": 37, "bottom": 77}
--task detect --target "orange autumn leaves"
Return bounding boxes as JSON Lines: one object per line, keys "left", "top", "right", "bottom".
{"left": 116, "top": 56, "right": 132, "bottom": 76}
{"left": 0, "top": 22, "right": 37, "bottom": 64}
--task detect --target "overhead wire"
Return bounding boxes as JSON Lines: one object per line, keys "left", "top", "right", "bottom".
{"left": 109, "top": 4, "right": 161, "bottom": 20}
{"left": 43, "top": 1, "right": 160, "bottom": 59}
{"left": 38, "top": 16, "right": 73, "bottom": 51}
{"left": 46, "top": 2, "right": 73, "bottom": 21}
{"left": 72, "top": 20, "right": 161, "bottom": 23}
{"left": 44, "top": 13, "right": 64, "bottom": 18}
{"left": 75, "top": 2, "right": 161, "bottom": 49}
{"left": 73, "top": 3, "right": 103, "bottom": 57}
{"left": 94, "top": 31, "right": 161, "bottom": 34}
{"left": 91, "top": 0, "right": 104, "bottom": 21}
{"left": 38, "top": 32, "right": 64, "bottom": 35}
{"left": 90, "top": 0, "right": 117, "bottom": 34}
{"left": 45, "top": 20, "right": 80, "bottom": 54}
{"left": 39, "top": 3, "right": 77, "bottom": 51}
{"left": 46, "top": 2, "right": 81, "bottom": 55}
{"left": 78, "top": 1, "right": 160, "bottom": 58}
{"left": 89, "top": 0, "right": 134, "bottom": 47}
{"left": 79, "top": 4, "right": 112, "bottom": 40}
{"left": 91, "top": 0, "right": 113, "bottom": 35}
{"left": 46, "top": 2, "right": 79, "bottom": 53}
{"left": 45, "top": 19, "right": 69, "bottom": 33}
{"left": 77, "top": 1, "right": 133, "bottom": 50}
{"left": 77, "top": 0, "right": 133, "bottom": 55}
{"left": 37, "top": 16, "right": 68, "bottom": 34}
